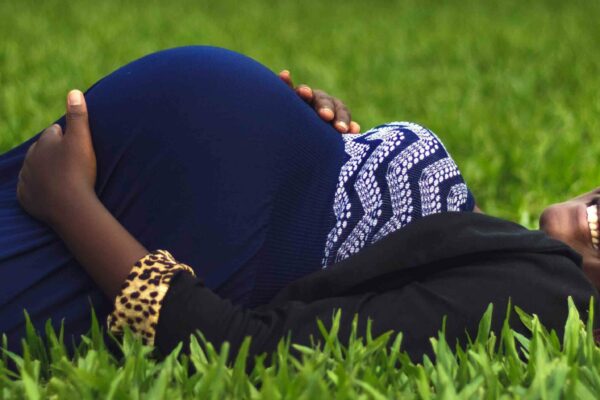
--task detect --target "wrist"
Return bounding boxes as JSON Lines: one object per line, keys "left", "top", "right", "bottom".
{"left": 48, "top": 188, "right": 101, "bottom": 232}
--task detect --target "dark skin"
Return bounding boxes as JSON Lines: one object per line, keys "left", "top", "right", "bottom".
{"left": 17, "top": 90, "right": 146, "bottom": 299}
{"left": 278, "top": 70, "right": 361, "bottom": 134}
{"left": 18, "top": 81, "right": 589, "bottom": 303}
{"left": 539, "top": 188, "right": 600, "bottom": 289}
{"left": 17, "top": 77, "right": 359, "bottom": 300}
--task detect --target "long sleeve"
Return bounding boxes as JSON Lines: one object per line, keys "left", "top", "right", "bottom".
{"left": 106, "top": 249, "right": 336, "bottom": 353}
{"left": 155, "top": 272, "right": 291, "bottom": 355}
{"left": 153, "top": 271, "right": 371, "bottom": 359}
{"left": 106, "top": 249, "right": 340, "bottom": 353}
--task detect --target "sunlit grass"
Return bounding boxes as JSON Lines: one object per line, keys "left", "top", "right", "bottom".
{"left": 1, "top": 299, "right": 600, "bottom": 398}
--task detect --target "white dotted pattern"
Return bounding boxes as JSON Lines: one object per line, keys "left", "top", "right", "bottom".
{"left": 419, "top": 157, "right": 461, "bottom": 216}
{"left": 321, "top": 136, "right": 370, "bottom": 267}
{"left": 322, "top": 122, "right": 471, "bottom": 269}
{"left": 334, "top": 125, "right": 406, "bottom": 263}
{"left": 371, "top": 124, "right": 441, "bottom": 243}
{"left": 447, "top": 183, "right": 469, "bottom": 212}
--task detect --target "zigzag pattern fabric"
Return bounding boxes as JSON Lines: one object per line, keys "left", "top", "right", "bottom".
{"left": 322, "top": 122, "right": 475, "bottom": 268}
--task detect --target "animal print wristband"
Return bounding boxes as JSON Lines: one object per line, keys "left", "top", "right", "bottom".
{"left": 107, "top": 250, "right": 196, "bottom": 345}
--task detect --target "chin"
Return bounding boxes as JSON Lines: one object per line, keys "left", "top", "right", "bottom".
{"left": 538, "top": 202, "right": 588, "bottom": 254}
{"left": 539, "top": 204, "right": 564, "bottom": 238}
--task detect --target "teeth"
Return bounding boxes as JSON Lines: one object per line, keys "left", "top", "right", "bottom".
{"left": 587, "top": 205, "right": 599, "bottom": 249}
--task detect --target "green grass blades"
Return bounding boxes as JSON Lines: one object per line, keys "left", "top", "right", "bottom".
{"left": 0, "top": 298, "right": 599, "bottom": 398}
{"left": 2, "top": 0, "right": 600, "bottom": 224}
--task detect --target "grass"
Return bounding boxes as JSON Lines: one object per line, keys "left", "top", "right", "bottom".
{"left": 2, "top": 0, "right": 600, "bottom": 397}
{"left": 2, "top": 0, "right": 600, "bottom": 225}
{"left": 2, "top": 299, "right": 600, "bottom": 398}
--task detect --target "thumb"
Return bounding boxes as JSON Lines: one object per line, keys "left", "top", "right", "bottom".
{"left": 65, "top": 89, "right": 91, "bottom": 141}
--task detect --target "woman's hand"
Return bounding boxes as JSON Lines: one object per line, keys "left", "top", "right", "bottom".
{"left": 17, "top": 90, "right": 97, "bottom": 226}
{"left": 279, "top": 70, "right": 361, "bottom": 134}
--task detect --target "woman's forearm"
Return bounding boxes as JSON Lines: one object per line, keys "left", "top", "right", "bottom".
{"left": 52, "top": 192, "right": 148, "bottom": 300}
{"left": 16, "top": 90, "right": 146, "bottom": 300}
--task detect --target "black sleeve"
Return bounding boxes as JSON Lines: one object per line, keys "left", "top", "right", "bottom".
{"left": 155, "top": 271, "right": 421, "bottom": 362}
{"left": 155, "top": 253, "right": 600, "bottom": 364}
{"left": 155, "top": 272, "right": 281, "bottom": 356}
{"left": 154, "top": 271, "right": 368, "bottom": 359}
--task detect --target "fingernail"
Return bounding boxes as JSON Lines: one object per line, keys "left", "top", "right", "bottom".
{"left": 299, "top": 86, "right": 312, "bottom": 96}
{"left": 45, "top": 124, "right": 60, "bottom": 136}
{"left": 319, "top": 107, "right": 334, "bottom": 119}
{"left": 335, "top": 121, "right": 348, "bottom": 132}
{"left": 68, "top": 90, "right": 83, "bottom": 106}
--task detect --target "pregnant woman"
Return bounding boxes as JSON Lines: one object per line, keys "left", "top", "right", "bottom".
{"left": 2, "top": 46, "right": 598, "bottom": 358}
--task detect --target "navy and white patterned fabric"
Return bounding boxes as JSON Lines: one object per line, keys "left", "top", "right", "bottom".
{"left": 322, "top": 122, "right": 475, "bottom": 267}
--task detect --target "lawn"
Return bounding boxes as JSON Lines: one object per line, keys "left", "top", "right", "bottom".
{"left": 2, "top": 0, "right": 600, "bottom": 397}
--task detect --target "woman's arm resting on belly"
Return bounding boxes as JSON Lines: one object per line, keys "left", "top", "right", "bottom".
{"left": 17, "top": 90, "right": 148, "bottom": 300}
{"left": 50, "top": 193, "right": 149, "bottom": 300}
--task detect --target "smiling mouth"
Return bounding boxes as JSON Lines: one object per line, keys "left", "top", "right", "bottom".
{"left": 586, "top": 204, "right": 600, "bottom": 249}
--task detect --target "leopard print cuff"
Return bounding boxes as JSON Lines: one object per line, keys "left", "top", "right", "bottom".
{"left": 107, "top": 250, "right": 196, "bottom": 345}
